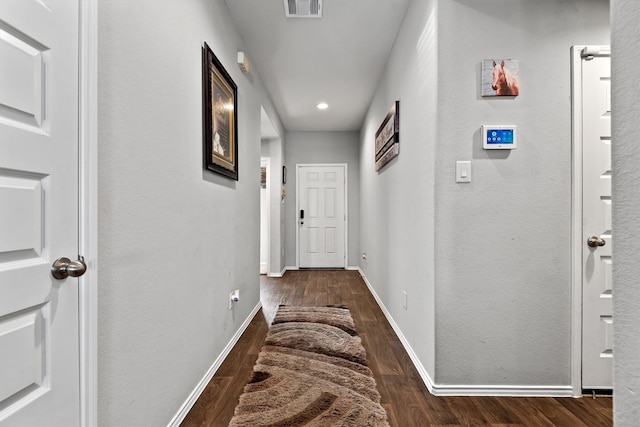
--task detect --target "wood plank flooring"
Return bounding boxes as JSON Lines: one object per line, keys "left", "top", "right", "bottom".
{"left": 181, "top": 270, "right": 612, "bottom": 427}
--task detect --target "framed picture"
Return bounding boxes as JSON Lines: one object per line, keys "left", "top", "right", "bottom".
{"left": 260, "top": 167, "right": 266, "bottom": 188}
{"left": 482, "top": 59, "right": 520, "bottom": 97}
{"left": 202, "top": 42, "right": 238, "bottom": 180}
{"left": 375, "top": 101, "right": 399, "bottom": 172}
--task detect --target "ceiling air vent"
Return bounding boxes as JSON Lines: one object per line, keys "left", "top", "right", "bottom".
{"left": 284, "top": 0, "right": 322, "bottom": 18}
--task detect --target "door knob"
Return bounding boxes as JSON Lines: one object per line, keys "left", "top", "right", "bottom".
{"left": 51, "top": 256, "right": 87, "bottom": 279}
{"left": 587, "top": 236, "right": 606, "bottom": 248}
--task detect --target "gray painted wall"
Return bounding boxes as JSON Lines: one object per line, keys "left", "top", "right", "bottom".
{"left": 359, "top": 0, "right": 609, "bottom": 387}
{"left": 359, "top": 0, "right": 439, "bottom": 376}
{"left": 434, "top": 0, "right": 609, "bottom": 386}
{"left": 98, "top": 1, "right": 281, "bottom": 424}
{"left": 284, "top": 131, "right": 361, "bottom": 267}
{"left": 612, "top": 0, "right": 640, "bottom": 424}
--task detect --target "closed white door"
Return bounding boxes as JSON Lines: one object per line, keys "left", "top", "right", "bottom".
{"left": 0, "top": 1, "right": 82, "bottom": 425}
{"left": 298, "top": 165, "right": 346, "bottom": 268}
{"left": 581, "top": 51, "right": 612, "bottom": 390}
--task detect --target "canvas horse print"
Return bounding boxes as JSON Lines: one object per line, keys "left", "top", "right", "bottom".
{"left": 482, "top": 59, "right": 519, "bottom": 96}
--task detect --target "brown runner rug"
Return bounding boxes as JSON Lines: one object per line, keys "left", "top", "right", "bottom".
{"left": 229, "top": 305, "right": 390, "bottom": 426}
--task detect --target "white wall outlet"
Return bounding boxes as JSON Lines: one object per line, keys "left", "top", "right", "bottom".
{"left": 403, "top": 291, "right": 408, "bottom": 309}
{"left": 229, "top": 289, "right": 240, "bottom": 310}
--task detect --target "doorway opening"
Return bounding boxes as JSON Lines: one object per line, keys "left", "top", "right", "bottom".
{"left": 260, "top": 158, "right": 270, "bottom": 275}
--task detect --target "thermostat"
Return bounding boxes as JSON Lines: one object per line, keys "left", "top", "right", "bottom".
{"left": 482, "top": 125, "right": 517, "bottom": 149}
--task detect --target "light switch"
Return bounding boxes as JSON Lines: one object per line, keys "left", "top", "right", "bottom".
{"left": 456, "top": 161, "right": 471, "bottom": 183}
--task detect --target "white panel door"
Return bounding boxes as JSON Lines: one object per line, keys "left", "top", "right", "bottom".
{"left": 581, "top": 53, "right": 612, "bottom": 390}
{"left": 298, "top": 165, "right": 346, "bottom": 268}
{"left": 0, "top": 1, "right": 82, "bottom": 425}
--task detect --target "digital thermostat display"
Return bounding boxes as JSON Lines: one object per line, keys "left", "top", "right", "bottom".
{"left": 482, "top": 125, "right": 517, "bottom": 149}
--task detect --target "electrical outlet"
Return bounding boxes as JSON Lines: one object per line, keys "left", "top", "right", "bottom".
{"left": 403, "top": 291, "right": 407, "bottom": 309}
{"left": 229, "top": 290, "right": 239, "bottom": 310}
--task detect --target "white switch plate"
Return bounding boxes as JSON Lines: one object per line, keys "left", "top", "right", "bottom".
{"left": 456, "top": 161, "right": 471, "bottom": 183}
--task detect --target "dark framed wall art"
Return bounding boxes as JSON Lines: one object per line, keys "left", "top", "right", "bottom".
{"left": 202, "top": 42, "right": 238, "bottom": 180}
{"left": 375, "top": 101, "right": 400, "bottom": 172}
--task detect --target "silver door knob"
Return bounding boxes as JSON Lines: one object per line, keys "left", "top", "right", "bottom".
{"left": 51, "top": 256, "right": 87, "bottom": 279}
{"left": 587, "top": 236, "right": 606, "bottom": 248}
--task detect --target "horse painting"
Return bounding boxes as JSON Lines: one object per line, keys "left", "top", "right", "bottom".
{"left": 491, "top": 60, "right": 519, "bottom": 96}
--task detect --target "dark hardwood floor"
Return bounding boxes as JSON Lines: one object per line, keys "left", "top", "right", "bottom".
{"left": 181, "top": 270, "right": 613, "bottom": 427}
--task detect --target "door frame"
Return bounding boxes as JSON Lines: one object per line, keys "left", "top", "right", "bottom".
{"left": 295, "top": 163, "right": 348, "bottom": 269}
{"left": 260, "top": 157, "right": 271, "bottom": 275}
{"left": 570, "top": 45, "right": 611, "bottom": 397}
{"left": 79, "top": 0, "right": 99, "bottom": 424}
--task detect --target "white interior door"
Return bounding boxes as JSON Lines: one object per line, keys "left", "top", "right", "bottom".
{"left": 580, "top": 50, "right": 612, "bottom": 390}
{"left": 0, "top": 1, "right": 82, "bottom": 425}
{"left": 298, "top": 165, "right": 346, "bottom": 268}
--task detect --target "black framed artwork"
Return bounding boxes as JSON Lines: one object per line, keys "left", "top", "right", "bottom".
{"left": 202, "top": 42, "right": 238, "bottom": 180}
{"left": 374, "top": 101, "right": 399, "bottom": 172}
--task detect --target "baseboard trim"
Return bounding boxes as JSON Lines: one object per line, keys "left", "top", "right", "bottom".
{"left": 356, "top": 268, "right": 574, "bottom": 398}
{"left": 268, "top": 266, "right": 290, "bottom": 277}
{"left": 431, "top": 384, "right": 575, "bottom": 397}
{"left": 167, "top": 302, "right": 262, "bottom": 427}
{"left": 357, "top": 268, "right": 437, "bottom": 394}
{"left": 274, "top": 266, "right": 359, "bottom": 274}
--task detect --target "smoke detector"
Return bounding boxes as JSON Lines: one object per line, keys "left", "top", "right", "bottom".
{"left": 284, "top": 0, "right": 322, "bottom": 18}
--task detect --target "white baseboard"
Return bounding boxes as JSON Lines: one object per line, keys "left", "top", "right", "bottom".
{"left": 268, "top": 266, "right": 292, "bottom": 277}
{"left": 167, "top": 302, "right": 262, "bottom": 427}
{"left": 272, "top": 266, "right": 358, "bottom": 274}
{"left": 356, "top": 268, "right": 574, "bottom": 397}
{"left": 431, "top": 384, "right": 574, "bottom": 397}
{"left": 356, "top": 268, "right": 437, "bottom": 394}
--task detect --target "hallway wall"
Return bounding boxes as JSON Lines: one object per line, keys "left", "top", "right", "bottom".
{"left": 360, "top": 0, "right": 609, "bottom": 389}
{"left": 612, "top": 0, "right": 640, "bottom": 423}
{"left": 359, "top": 0, "right": 439, "bottom": 377}
{"left": 97, "top": 0, "right": 282, "bottom": 424}
{"left": 433, "top": 0, "right": 609, "bottom": 387}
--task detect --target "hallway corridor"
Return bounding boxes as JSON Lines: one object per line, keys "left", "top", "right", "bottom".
{"left": 181, "top": 270, "right": 612, "bottom": 426}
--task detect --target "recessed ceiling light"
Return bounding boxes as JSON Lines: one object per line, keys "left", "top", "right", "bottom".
{"left": 317, "top": 102, "right": 329, "bottom": 110}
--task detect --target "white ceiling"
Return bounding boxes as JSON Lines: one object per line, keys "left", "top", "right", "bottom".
{"left": 225, "top": 0, "right": 411, "bottom": 132}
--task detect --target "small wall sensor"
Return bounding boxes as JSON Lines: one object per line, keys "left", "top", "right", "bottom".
{"left": 482, "top": 125, "right": 517, "bottom": 149}
{"left": 237, "top": 52, "right": 250, "bottom": 74}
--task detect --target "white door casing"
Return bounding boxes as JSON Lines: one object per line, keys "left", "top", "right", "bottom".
{"left": 297, "top": 165, "right": 347, "bottom": 268}
{"left": 0, "top": 1, "right": 86, "bottom": 425}
{"left": 260, "top": 157, "right": 270, "bottom": 275}
{"left": 571, "top": 46, "right": 612, "bottom": 392}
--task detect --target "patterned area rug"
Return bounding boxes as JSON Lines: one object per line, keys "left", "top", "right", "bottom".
{"left": 229, "top": 305, "right": 390, "bottom": 426}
